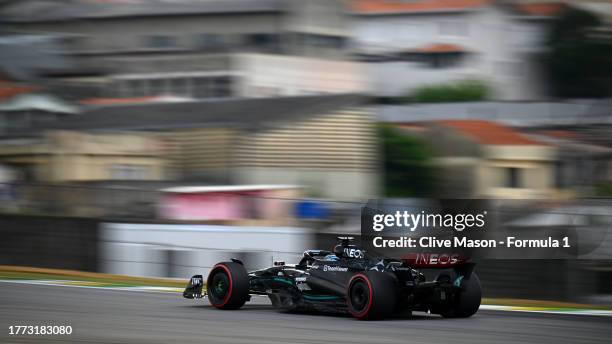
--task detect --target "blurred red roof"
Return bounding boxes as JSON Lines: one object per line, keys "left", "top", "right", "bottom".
{"left": 0, "top": 77, "right": 37, "bottom": 101}
{"left": 515, "top": 2, "right": 567, "bottom": 17}
{"left": 351, "top": 0, "right": 491, "bottom": 14}
{"left": 415, "top": 43, "right": 466, "bottom": 53}
{"left": 435, "top": 120, "right": 544, "bottom": 145}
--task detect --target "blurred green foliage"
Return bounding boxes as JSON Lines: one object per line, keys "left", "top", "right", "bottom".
{"left": 379, "top": 124, "right": 434, "bottom": 197}
{"left": 544, "top": 8, "right": 612, "bottom": 98}
{"left": 403, "top": 80, "right": 490, "bottom": 103}
{"left": 595, "top": 182, "right": 612, "bottom": 197}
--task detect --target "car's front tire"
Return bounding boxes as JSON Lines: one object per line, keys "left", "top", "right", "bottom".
{"left": 346, "top": 271, "right": 396, "bottom": 320}
{"left": 207, "top": 262, "right": 249, "bottom": 310}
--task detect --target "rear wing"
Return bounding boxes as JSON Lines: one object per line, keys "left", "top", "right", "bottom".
{"left": 403, "top": 252, "right": 471, "bottom": 269}
{"left": 402, "top": 253, "right": 476, "bottom": 280}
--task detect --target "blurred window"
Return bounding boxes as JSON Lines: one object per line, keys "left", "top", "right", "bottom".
{"left": 113, "top": 80, "right": 125, "bottom": 97}
{"left": 30, "top": 111, "right": 56, "bottom": 124}
{"left": 146, "top": 35, "right": 175, "bottom": 49}
{"left": 195, "top": 34, "right": 224, "bottom": 49}
{"left": 170, "top": 78, "right": 189, "bottom": 97}
{"left": 505, "top": 167, "right": 521, "bottom": 188}
{"left": 212, "top": 76, "right": 232, "bottom": 98}
{"left": 4, "top": 112, "right": 30, "bottom": 130}
{"left": 301, "top": 34, "right": 345, "bottom": 48}
{"left": 179, "top": 76, "right": 235, "bottom": 99}
{"left": 126, "top": 79, "right": 146, "bottom": 97}
{"left": 353, "top": 53, "right": 396, "bottom": 63}
{"left": 7, "top": 163, "right": 35, "bottom": 182}
{"left": 110, "top": 164, "right": 148, "bottom": 180}
{"left": 63, "top": 35, "right": 88, "bottom": 51}
{"left": 555, "top": 161, "right": 565, "bottom": 188}
{"left": 246, "top": 34, "right": 278, "bottom": 48}
{"left": 419, "top": 53, "right": 463, "bottom": 68}
{"left": 192, "top": 77, "right": 211, "bottom": 99}
{"left": 149, "top": 78, "right": 167, "bottom": 96}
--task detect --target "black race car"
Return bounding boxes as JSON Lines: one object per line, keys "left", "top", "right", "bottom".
{"left": 183, "top": 237, "right": 481, "bottom": 320}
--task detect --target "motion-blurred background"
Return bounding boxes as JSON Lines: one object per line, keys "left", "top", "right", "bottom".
{"left": 0, "top": 0, "right": 611, "bottom": 304}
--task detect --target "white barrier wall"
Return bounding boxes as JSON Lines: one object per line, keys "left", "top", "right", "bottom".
{"left": 100, "top": 223, "right": 315, "bottom": 278}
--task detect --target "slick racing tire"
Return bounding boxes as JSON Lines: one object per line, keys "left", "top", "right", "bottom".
{"left": 441, "top": 272, "right": 481, "bottom": 318}
{"left": 207, "top": 262, "right": 249, "bottom": 310}
{"left": 347, "top": 271, "right": 397, "bottom": 320}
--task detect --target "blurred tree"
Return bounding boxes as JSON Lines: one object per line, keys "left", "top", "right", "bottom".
{"left": 595, "top": 182, "right": 612, "bottom": 197}
{"left": 544, "top": 8, "right": 612, "bottom": 98}
{"left": 379, "top": 125, "right": 434, "bottom": 197}
{"left": 409, "top": 80, "right": 490, "bottom": 103}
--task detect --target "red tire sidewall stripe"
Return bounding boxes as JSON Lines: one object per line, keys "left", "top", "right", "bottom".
{"left": 347, "top": 273, "right": 373, "bottom": 319}
{"left": 209, "top": 264, "right": 233, "bottom": 308}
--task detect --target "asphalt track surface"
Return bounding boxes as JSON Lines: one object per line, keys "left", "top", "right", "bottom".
{"left": 1, "top": 282, "right": 611, "bottom": 344}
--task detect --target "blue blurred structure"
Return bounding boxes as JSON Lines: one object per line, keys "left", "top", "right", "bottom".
{"left": 295, "top": 200, "right": 330, "bottom": 220}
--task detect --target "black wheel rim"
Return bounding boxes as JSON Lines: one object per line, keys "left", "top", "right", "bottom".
{"left": 209, "top": 271, "right": 229, "bottom": 303}
{"left": 350, "top": 281, "right": 369, "bottom": 312}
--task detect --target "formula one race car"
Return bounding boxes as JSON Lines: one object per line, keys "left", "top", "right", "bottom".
{"left": 183, "top": 237, "right": 481, "bottom": 320}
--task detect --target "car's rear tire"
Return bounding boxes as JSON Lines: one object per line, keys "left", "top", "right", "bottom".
{"left": 347, "top": 271, "right": 396, "bottom": 320}
{"left": 441, "top": 272, "right": 481, "bottom": 318}
{"left": 207, "top": 262, "right": 249, "bottom": 310}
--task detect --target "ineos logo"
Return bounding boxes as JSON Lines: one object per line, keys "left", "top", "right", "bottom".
{"left": 344, "top": 248, "right": 364, "bottom": 258}
{"left": 415, "top": 253, "right": 459, "bottom": 265}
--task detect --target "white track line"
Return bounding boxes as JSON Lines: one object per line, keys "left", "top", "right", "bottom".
{"left": 0, "top": 279, "right": 182, "bottom": 293}
{"left": 480, "top": 305, "right": 612, "bottom": 317}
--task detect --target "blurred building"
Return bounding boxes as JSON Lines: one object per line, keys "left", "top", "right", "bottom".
{"left": 0, "top": 129, "right": 168, "bottom": 216}
{"left": 1, "top": 94, "right": 378, "bottom": 200}
{"left": 349, "top": 0, "right": 567, "bottom": 100}
{"left": 376, "top": 99, "right": 612, "bottom": 127}
{"left": 118, "top": 95, "right": 377, "bottom": 200}
{"left": 0, "top": 130, "right": 166, "bottom": 182}
{"left": 0, "top": 93, "right": 78, "bottom": 135}
{"left": 531, "top": 130, "right": 612, "bottom": 193}
{"left": 1, "top": 0, "right": 365, "bottom": 100}
{"left": 0, "top": 35, "right": 77, "bottom": 81}
{"left": 397, "top": 120, "right": 558, "bottom": 198}
{"left": 383, "top": 99, "right": 612, "bottom": 197}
